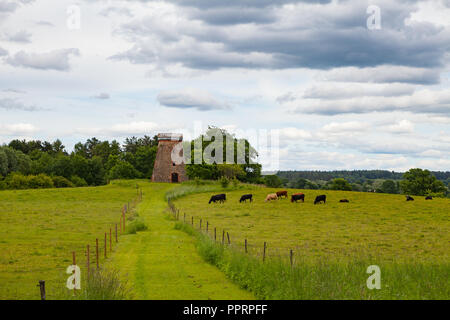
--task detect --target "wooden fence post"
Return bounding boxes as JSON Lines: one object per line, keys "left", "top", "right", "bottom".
{"left": 263, "top": 242, "right": 267, "bottom": 262}
{"left": 199, "top": 219, "right": 202, "bottom": 230}
{"left": 123, "top": 211, "right": 126, "bottom": 231}
{"left": 290, "top": 249, "right": 293, "bottom": 267}
{"left": 206, "top": 221, "right": 209, "bottom": 233}
{"left": 37, "top": 280, "right": 46, "bottom": 300}
{"left": 119, "top": 216, "right": 122, "bottom": 234}
{"left": 214, "top": 227, "right": 217, "bottom": 242}
{"left": 115, "top": 224, "right": 118, "bottom": 243}
{"left": 245, "top": 239, "right": 248, "bottom": 254}
{"left": 86, "top": 244, "right": 90, "bottom": 278}
{"left": 104, "top": 233, "right": 107, "bottom": 258}
{"left": 96, "top": 238, "right": 99, "bottom": 269}
{"left": 191, "top": 216, "right": 194, "bottom": 226}
{"left": 222, "top": 230, "right": 225, "bottom": 245}
{"left": 227, "top": 232, "right": 230, "bottom": 245}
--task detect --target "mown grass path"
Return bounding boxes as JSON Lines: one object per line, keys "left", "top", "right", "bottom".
{"left": 106, "top": 183, "right": 253, "bottom": 300}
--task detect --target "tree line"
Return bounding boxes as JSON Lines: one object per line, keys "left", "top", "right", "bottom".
{"left": 273, "top": 169, "right": 449, "bottom": 197}
{"left": 0, "top": 127, "right": 263, "bottom": 191}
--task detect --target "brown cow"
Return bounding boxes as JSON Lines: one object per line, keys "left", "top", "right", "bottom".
{"left": 291, "top": 193, "right": 305, "bottom": 203}
{"left": 276, "top": 190, "right": 288, "bottom": 199}
{"left": 265, "top": 193, "right": 278, "bottom": 202}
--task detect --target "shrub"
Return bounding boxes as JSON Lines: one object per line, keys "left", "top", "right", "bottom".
{"left": 108, "top": 161, "right": 141, "bottom": 180}
{"left": 27, "top": 174, "right": 54, "bottom": 189}
{"left": 5, "top": 173, "right": 29, "bottom": 189}
{"left": 220, "top": 176, "right": 230, "bottom": 188}
{"left": 52, "top": 176, "right": 75, "bottom": 188}
{"left": 70, "top": 175, "right": 88, "bottom": 187}
{"left": 263, "top": 175, "right": 282, "bottom": 188}
{"left": 125, "top": 218, "right": 148, "bottom": 234}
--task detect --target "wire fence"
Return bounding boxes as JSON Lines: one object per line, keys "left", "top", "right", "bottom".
{"left": 168, "top": 200, "right": 302, "bottom": 267}
{"left": 38, "top": 188, "right": 144, "bottom": 300}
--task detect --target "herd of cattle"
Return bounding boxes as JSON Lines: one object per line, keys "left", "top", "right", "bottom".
{"left": 208, "top": 191, "right": 434, "bottom": 204}
{"left": 208, "top": 191, "right": 347, "bottom": 205}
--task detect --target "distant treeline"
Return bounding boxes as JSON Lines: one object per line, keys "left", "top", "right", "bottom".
{"left": 274, "top": 170, "right": 450, "bottom": 196}
{"left": 277, "top": 170, "right": 450, "bottom": 185}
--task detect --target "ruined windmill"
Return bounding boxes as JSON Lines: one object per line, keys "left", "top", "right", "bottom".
{"left": 151, "top": 133, "right": 187, "bottom": 183}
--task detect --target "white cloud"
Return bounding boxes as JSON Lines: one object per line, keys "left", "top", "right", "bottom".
{"left": 382, "top": 120, "right": 415, "bottom": 134}
{"left": 75, "top": 121, "right": 179, "bottom": 136}
{"left": 0, "top": 123, "right": 38, "bottom": 135}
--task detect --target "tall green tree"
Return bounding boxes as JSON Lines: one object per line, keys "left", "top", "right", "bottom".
{"left": 400, "top": 168, "right": 447, "bottom": 196}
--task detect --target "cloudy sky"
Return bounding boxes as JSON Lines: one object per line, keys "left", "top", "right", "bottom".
{"left": 0, "top": 0, "right": 449, "bottom": 171}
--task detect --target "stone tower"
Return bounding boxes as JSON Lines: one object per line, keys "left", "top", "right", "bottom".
{"left": 151, "top": 133, "right": 187, "bottom": 183}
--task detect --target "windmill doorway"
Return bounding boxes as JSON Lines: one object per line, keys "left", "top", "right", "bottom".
{"left": 171, "top": 173, "right": 179, "bottom": 183}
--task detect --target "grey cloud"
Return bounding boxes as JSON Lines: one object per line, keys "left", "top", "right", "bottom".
{"left": 0, "top": 47, "right": 8, "bottom": 56}
{"left": 321, "top": 66, "right": 441, "bottom": 85}
{"left": 0, "top": 1, "right": 18, "bottom": 13}
{"left": 35, "top": 20, "right": 54, "bottom": 27}
{"left": 187, "top": 7, "right": 276, "bottom": 25}
{"left": 302, "top": 83, "right": 416, "bottom": 99}
{"left": 6, "top": 48, "right": 80, "bottom": 71}
{"left": 112, "top": 1, "right": 450, "bottom": 73}
{"left": 100, "top": 6, "right": 133, "bottom": 17}
{"left": 92, "top": 93, "right": 110, "bottom": 99}
{"left": 157, "top": 90, "right": 231, "bottom": 111}
{"left": 287, "top": 89, "right": 450, "bottom": 116}
{"left": 160, "top": 0, "right": 332, "bottom": 8}
{"left": 3, "top": 30, "right": 32, "bottom": 43}
{"left": 0, "top": 98, "right": 40, "bottom": 111}
{"left": 2, "top": 88, "right": 26, "bottom": 94}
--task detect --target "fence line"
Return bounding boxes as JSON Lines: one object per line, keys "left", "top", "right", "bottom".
{"left": 168, "top": 201, "right": 299, "bottom": 265}
{"left": 56, "top": 188, "right": 144, "bottom": 298}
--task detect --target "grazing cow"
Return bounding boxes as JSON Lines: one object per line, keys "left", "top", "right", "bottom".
{"left": 425, "top": 196, "right": 433, "bottom": 200}
{"left": 406, "top": 195, "right": 414, "bottom": 201}
{"left": 239, "top": 194, "right": 253, "bottom": 203}
{"left": 276, "top": 190, "right": 288, "bottom": 199}
{"left": 209, "top": 194, "right": 226, "bottom": 204}
{"left": 291, "top": 193, "right": 305, "bottom": 203}
{"left": 314, "top": 195, "right": 326, "bottom": 205}
{"left": 265, "top": 193, "right": 278, "bottom": 202}
{"left": 339, "top": 199, "right": 350, "bottom": 203}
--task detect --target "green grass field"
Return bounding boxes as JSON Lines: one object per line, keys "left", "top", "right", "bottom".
{"left": 173, "top": 188, "right": 450, "bottom": 263}
{"left": 0, "top": 180, "right": 141, "bottom": 300}
{"left": 0, "top": 180, "right": 253, "bottom": 300}
{"left": 1, "top": 181, "right": 448, "bottom": 299}
{"left": 172, "top": 187, "right": 450, "bottom": 299}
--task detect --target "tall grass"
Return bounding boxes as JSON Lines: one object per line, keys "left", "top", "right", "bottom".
{"left": 174, "top": 221, "right": 449, "bottom": 300}
{"left": 59, "top": 268, "right": 132, "bottom": 300}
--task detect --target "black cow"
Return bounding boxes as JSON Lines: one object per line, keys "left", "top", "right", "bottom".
{"left": 406, "top": 195, "right": 414, "bottom": 201}
{"left": 209, "top": 194, "right": 226, "bottom": 204}
{"left": 339, "top": 199, "right": 350, "bottom": 203}
{"left": 239, "top": 194, "right": 253, "bottom": 203}
{"left": 314, "top": 195, "right": 326, "bottom": 204}
{"left": 425, "top": 196, "right": 433, "bottom": 200}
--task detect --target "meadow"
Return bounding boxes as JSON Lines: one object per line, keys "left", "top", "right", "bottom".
{"left": 173, "top": 188, "right": 450, "bottom": 299}
{"left": 173, "top": 188, "right": 449, "bottom": 262}
{"left": 0, "top": 180, "right": 141, "bottom": 300}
